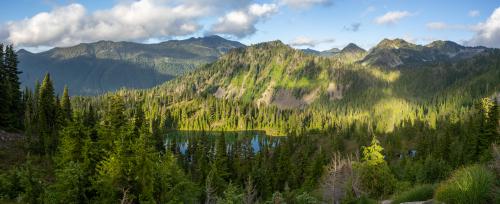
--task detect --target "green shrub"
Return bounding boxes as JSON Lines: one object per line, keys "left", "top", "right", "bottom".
{"left": 356, "top": 163, "right": 397, "bottom": 199}
{"left": 435, "top": 165, "right": 495, "bottom": 204}
{"left": 391, "top": 184, "right": 435, "bottom": 204}
{"left": 416, "top": 156, "right": 451, "bottom": 183}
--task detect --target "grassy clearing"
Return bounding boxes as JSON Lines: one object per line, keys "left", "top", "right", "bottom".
{"left": 434, "top": 165, "right": 495, "bottom": 204}
{"left": 391, "top": 184, "right": 435, "bottom": 204}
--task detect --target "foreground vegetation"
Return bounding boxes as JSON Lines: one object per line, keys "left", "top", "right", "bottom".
{"left": 1, "top": 42, "right": 500, "bottom": 203}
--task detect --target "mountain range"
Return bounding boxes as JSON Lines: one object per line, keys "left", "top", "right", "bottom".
{"left": 18, "top": 35, "right": 244, "bottom": 95}
{"left": 131, "top": 38, "right": 500, "bottom": 134}
{"left": 18, "top": 35, "right": 496, "bottom": 100}
{"left": 160, "top": 38, "right": 495, "bottom": 106}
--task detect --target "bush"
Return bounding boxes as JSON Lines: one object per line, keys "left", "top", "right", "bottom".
{"left": 356, "top": 163, "right": 397, "bottom": 199}
{"left": 415, "top": 156, "right": 451, "bottom": 183}
{"left": 391, "top": 184, "right": 435, "bottom": 204}
{"left": 435, "top": 165, "right": 495, "bottom": 204}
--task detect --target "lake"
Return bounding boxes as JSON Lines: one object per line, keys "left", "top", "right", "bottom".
{"left": 165, "top": 130, "right": 285, "bottom": 154}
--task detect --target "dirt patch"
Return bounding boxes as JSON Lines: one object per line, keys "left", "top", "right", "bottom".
{"left": 303, "top": 87, "right": 321, "bottom": 104}
{"left": 214, "top": 87, "right": 226, "bottom": 98}
{"left": 327, "top": 82, "right": 344, "bottom": 100}
{"left": 272, "top": 89, "right": 305, "bottom": 109}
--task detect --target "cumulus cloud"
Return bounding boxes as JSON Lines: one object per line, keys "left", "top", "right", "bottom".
{"left": 469, "top": 10, "right": 480, "bottom": 17}
{"left": 209, "top": 3, "right": 277, "bottom": 38}
{"left": 289, "top": 36, "right": 335, "bottom": 47}
{"left": 374, "top": 11, "right": 412, "bottom": 25}
{"left": 468, "top": 7, "right": 500, "bottom": 48}
{"left": 6, "top": 4, "right": 86, "bottom": 47}
{"left": 280, "top": 0, "right": 332, "bottom": 9}
{"left": 344, "top": 23, "right": 361, "bottom": 32}
{"left": 2, "top": 0, "right": 258, "bottom": 47}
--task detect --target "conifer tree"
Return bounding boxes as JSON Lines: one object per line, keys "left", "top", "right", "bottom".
{"left": 5, "top": 45, "right": 23, "bottom": 129}
{"left": 0, "top": 44, "right": 10, "bottom": 129}
{"left": 60, "top": 85, "right": 72, "bottom": 122}
{"left": 38, "top": 73, "right": 57, "bottom": 154}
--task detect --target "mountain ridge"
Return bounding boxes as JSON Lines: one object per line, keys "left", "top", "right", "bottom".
{"left": 361, "top": 38, "right": 487, "bottom": 68}
{"left": 157, "top": 39, "right": 499, "bottom": 111}
{"left": 18, "top": 35, "right": 245, "bottom": 95}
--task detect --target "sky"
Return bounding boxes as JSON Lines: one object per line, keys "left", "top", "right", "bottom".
{"left": 0, "top": 0, "right": 499, "bottom": 52}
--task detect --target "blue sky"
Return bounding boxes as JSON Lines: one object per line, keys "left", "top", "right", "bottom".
{"left": 1, "top": 0, "right": 499, "bottom": 52}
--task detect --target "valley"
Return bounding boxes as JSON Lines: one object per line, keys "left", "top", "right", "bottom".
{"left": 0, "top": 3, "right": 499, "bottom": 202}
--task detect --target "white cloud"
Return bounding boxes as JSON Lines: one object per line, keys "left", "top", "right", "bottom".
{"left": 469, "top": 10, "right": 480, "bottom": 17}
{"left": 280, "top": 0, "right": 332, "bottom": 9}
{"left": 209, "top": 3, "right": 277, "bottom": 38}
{"left": 289, "top": 36, "right": 335, "bottom": 47}
{"left": 426, "top": 22, "right": 470, "bottom": 30}
{"left": 7, "top": 4, "right": 86, "bottom": 47}
{"left": 249, "top": 4, "right": 277, "bottom": 16}
{"left": 3, "top": 0, "right": 257, "bottom": 47}
{"left": 469, "top": 7, "right": 500, "bottom": 48}
{"left": 374, "top": 11, "right": 412, "bottom": 25}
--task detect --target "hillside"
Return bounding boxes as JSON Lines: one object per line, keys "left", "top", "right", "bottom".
{"left": 118, "top": 39, "right": 500, "bottom": 134}
{"left": 162, "top": 39, "right": 496, "bottom": 106}
{"left": 18, "top": 35, "right": 245, "bottom": 95}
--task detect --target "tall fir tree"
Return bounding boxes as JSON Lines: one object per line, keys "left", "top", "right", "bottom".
{"left": 5, "top": 45, "right": 23, "bottom": 129}
{"left": 38, "top": 73, "right": 57, "bottom": 154}
{"left": 60, "top": 85, "right": 72, "bottom": 123}
{"left": 0, "top": 44, "right": 9, "bottom": 129}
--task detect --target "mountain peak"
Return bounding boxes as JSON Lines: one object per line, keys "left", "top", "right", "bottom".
{"left": 426, "top": 40, "right": 463, "bottom": 49}
{"left": 254, "top": 40, "right": 288, "bottom": 49}
{"left": 204, "top": 35, "right": 225, "bottom": 40}
{"left": 17, "top": 49, "right": 33, "bottom": 55}
{"left": 325, "top": 48, "right": 341, "bottom": 53}
{"left": 341, "top": 43, "right": 366, "bottom": 53}
{"left": 376, "top": 38, "right": 416, "bottom": 49}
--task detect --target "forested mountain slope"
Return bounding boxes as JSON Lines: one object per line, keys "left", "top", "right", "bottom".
{"left": 160, "top": 39, "right": 496, "bottom": 107}
{"left": 18, "top": 35, "right": 244, "bottom": 95}
{"left": 97, "top": 39, "right": 500, "bottom": 134}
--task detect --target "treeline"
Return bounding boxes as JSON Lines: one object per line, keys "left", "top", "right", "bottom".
{"left": 171, "top": 133, "right": 329, "bottom": 202}
{"left": 2, "top": 76, "right": 331, "bottom": 202}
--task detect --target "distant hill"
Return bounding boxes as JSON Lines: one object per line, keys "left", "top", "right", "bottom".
{"left": 360, "top": 39, "right": 485, "bottom": 68}
{"left": 300, "top": 43, "right": 365, "bottom": 57}
{"left": 341, "top": 43, "right": 366, "bottom": 54}
{"left": 18, "top": 35, "right": 245, "bottom": 95}
{"left": 300, "top": 48, "right": 339, "bottom": 56}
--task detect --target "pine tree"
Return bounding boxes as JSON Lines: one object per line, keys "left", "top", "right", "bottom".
{"left": 5, "top": 45, "right": 23, "bottom": 129}
{"left": 475, "top": 98, "right": 499, "bottom": 161}
{"left": 106, "top": 95, "right": 127, "bottom": 131}
{"left": 356, "top": 136, "right": 396, "bottom": 198}
{"left": 0, "top": 44, "right": 10, "bottom": 129}
{"left": 362, "top": 137, "right": 385, "bottom": 166}
{"left": 60, "top": 85, "right": 72, "bottom": 122}
{"left": 38, "top": 73, "right": 57, "bottom": 154}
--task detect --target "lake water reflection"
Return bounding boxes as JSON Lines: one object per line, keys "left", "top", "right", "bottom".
{"left": 165, "top": 130, "right": 285, "bottom": 154}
